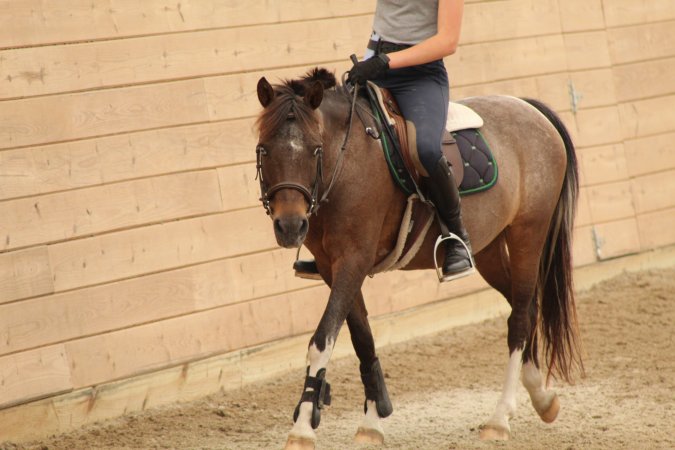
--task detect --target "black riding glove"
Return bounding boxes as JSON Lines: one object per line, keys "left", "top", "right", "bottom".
{"left": 347, "top": 54, "right": 390, "bottom": 85}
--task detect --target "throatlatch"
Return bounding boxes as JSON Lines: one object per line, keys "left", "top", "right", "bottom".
{"left": 360, "top": 358, "right": 393, "bottom": 418}
{"left": 292, "top": 367, "right": 332, "bottom": 429}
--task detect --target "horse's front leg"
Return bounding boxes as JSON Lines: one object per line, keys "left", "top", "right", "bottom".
{"left": 285, "top": 258, "right": 370, "bottom": 450}
{"left": 347, "top": 290, "right": 393, "bottom": 445}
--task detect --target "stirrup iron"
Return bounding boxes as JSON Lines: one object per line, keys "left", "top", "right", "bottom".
{"left": 433, "top": 233, "right": 476, "bottom": 282}
{"left": 293, "top": 247, "right": 322, "bottom": 280}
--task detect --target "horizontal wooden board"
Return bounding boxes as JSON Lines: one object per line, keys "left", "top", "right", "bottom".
{"left": 572, "top": 225, "right": 597, "bottom": 267}
{"left": 618, "top": 94, "right": 675, "bottom": 140}
{"left": 631, "top": 169, "right": 675, "bottom": 214}
{"left": 607, "top": 21, "right": 675, "bottom": 65}
{"left": 218, "top": 165, "right": 260, "bottom": 211}
{"left": 623, "top": 132, "right": 675, "bottom": 177}
{"left": 0, "top": 344, "right": 72, "bottom": 409}
{"left": 576, "top": 188, "right": 593, "bottom": 227}
{"left": 48, "top": 207, "right": 276, "bottom": 291}
{"left": 0, "top": 15, "right": 370, "bottom": 99}
{"left": 0, "top": 170, "right": 222, "bottom": 251}
{"left": 564, "top": 31, "right": 612, "bottom": 71}
{"left": 0, "top": 0, "right": 376, "bottom": 50}
{"left": 612, "top": 57, "right": 675, "bottom": 102}
{"left": 558, "top": 0, "right": 605, "bottom": 32}
{"left": 637, "top": 208, "right": 675, "bottom": 250}
{"left": 64, "top": 294, "right": 298, "bottom": 388}
{"left": 0, "top": 246, "right": 53, "bottom": 305}
{"left": 0, "top": 118, "right": 255, "bottom": 201}
{"left": 593, "top": 218, "right": 641, "bottom": 260}
{"left": 0, "top": 78, "right": 209, "bottom": 150}
{"left": 446, "top": 35, "right": 568, "bottom": 87}
{"left": 570, "top": 68, "right": 618, "bottom": 109}
{"left": 0, "top": 248, "right": 316, "bottom": 356}
{"left": 204, "top": 64, "right": 353, "bottom": 123}
{"left": 0, "top": 63, "right": 336, "bottom": 150}
{"left": 460, "top": 0, "right": 561, "bottom": 45}
{"left": 578, "top": 144, "right": 628, "bottom": 186}
{"left": 603, "top": 0, "right": 675, "bottom": 28}
{"left": 0, "top": 0, "right": 568, "bottom": 97}
{"left": 63, "top": 264, "right": 492, "bottom": 389}
{"left": 587, "top": 180, "right": 635, "bottom": 223}
{"left": 573, "top": 105, "right": 623, "bottom": 148}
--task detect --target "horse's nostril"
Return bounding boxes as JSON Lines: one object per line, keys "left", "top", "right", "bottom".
{"left": 299, "top": 218, "right": 309, "bottom": 235}
{"left": 274, "top": 219, "right": 284, "bottom": 235}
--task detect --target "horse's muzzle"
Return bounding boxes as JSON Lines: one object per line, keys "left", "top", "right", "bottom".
{"left": 273, "top": 215, "right": 309, "bottom": 248}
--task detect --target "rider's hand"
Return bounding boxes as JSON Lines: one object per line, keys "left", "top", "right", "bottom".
{"left": 347, "top": 54, "right": 390, "bottom": 85}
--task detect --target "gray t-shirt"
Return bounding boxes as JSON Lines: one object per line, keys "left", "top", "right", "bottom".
{"left": 373, "top": 0, "right": 439, "bottom": 45}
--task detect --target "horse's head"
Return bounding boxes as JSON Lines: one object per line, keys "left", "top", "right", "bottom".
{"left": 255, "top": 69, "right": 336, "bottom": 248}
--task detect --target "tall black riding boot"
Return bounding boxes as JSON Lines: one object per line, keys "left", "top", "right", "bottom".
{"left": 427, "top": 155, "right": 473, "bottom": 279}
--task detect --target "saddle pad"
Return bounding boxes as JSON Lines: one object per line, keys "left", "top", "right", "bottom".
{"left": 454, "top": 129, "right": 498, "bottom": 195}
{"left": 447, "top": 102, "right": 484, "bottom": 132}
{"left": 365, "top": 83, "right": 497, "bottom": 196}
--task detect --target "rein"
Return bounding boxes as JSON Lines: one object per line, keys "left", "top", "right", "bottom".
{"left": 256, "top": 83, "right": 362, "bottom": 217}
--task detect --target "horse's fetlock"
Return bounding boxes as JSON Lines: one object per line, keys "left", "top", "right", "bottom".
{"left": 293, "top": 367, "right": 332, "bottom": 429}
{"left": 360, "top": 358, "right": 393, "bottom": 418}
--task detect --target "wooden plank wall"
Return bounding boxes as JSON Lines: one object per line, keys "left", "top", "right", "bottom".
{"left": 0, "top": 0, "right": 674, "bottom": 435}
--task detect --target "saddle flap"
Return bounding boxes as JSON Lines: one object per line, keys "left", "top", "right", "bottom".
{"left": 372, "top": 83, "right": 420, "bottom": 181}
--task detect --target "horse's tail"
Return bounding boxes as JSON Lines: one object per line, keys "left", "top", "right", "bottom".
{"left": 522, "top": 98, "right": 584, "bottom": 383}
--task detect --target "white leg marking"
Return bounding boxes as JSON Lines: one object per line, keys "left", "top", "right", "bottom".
{"left": 355, "top": 400, "right": 385, "bottom": 444}
{"left": 522, "top": 361, "right": 547, "bottom": 410}
{"left": 288, "top": 338, "right": 335, "bottom": 442}
{"left": 360, "top": 400, "right": 384, "bottom": 433}
{"left": 522, "top": 361, "right": 559, "bottom": 422}
{"left": 484, "top": 349, "right": 523, "bottom": 433}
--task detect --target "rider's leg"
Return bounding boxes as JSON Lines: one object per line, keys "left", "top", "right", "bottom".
{"left": 425, "top": 155, "right": 473, "bottom": 277}
{"left": 382, "top": 61, "right": 472, "bottom": 278}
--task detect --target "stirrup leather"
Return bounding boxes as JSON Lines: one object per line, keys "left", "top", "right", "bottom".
{"left": 433, "top": 233, "right": 476, "bottom": 282}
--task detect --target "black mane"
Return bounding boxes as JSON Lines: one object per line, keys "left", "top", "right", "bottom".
{"left": 287, "top": 67, "right": 337, "bottom": 96}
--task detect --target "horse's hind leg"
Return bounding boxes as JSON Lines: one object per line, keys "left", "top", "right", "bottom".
{"left": 521, "top": 301, "right": 560, "bottom": 423}
{"left": 479, "top": 223, "right": 546, "bottom": 441}
{"left": 474, "top": 236, "right": 519, "bottom": 440}
{"left": 347, "top": 291, "right": 392, "bottom": 445}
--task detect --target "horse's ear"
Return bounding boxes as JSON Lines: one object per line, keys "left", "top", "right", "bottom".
{"left": 257, "top": 77, "right": 275, "bottom": 107}
{"left": 304, "top": 81, "right": 324, "bottom": 110}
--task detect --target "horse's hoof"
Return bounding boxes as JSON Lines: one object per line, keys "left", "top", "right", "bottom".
{"left": 479, "top": 424, "right": 510, "bottom": 441}
{"left": 284, "top": 435, "right": 316, "bottom": 450}
{"left": 354, "top": 427, "right": 385, "bottom": 445}
{"left": 538, "top": 393, "right": 560, "bottom": 423}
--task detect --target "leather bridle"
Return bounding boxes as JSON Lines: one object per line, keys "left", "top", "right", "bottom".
{"left": 255, "top": 143, "right": 324, "bottom": 216}
{"left": 255, "top": 80, "right": 364, "bottom": 218}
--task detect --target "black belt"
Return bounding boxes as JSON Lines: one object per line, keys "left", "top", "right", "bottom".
{"left": 367, "top": 39, "right": 412, "bottom": 55}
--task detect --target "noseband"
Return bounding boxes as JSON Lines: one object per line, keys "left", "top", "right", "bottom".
{"left": 255, "top": 144, "right": 324, "bottom": 216}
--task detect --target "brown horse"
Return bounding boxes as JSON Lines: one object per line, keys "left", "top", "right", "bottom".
{"left": 254, "top": 68, "right": 583, "bottom": 449}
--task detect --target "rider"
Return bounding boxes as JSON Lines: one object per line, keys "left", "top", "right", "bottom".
{"left": 299, "top": 0, "right": 472, "bottom": 280}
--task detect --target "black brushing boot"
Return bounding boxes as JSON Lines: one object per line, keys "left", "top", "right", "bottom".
{"left": 427, "top": 155, "right": 473, "bottom": 280}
